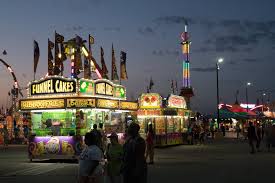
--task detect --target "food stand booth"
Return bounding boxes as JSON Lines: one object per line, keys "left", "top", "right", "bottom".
{"left": 137, "top": 93, "right": 190, "bottom": 146}
{"left": 19, "top": 76, "right": 138, "bottom": 160}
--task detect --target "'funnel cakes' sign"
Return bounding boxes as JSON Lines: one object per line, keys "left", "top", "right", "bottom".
{"left": 30, "top": 77, "right": 77, "bottom": 96}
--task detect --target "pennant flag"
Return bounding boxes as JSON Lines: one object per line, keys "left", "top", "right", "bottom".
{"left": 75, "top": 49, "right": 83, "bottom": 76}
{"left": 171, "top": 80, "right": 175, "bottom": 94}
{"left": 54, "top": 32, "right": 61, "bottom": 75}
{"left": 55, "top": 32, "right": 64, "bottom": 43}
{"left": 120, "top": 51, "right": 128, "bottom": 80}
{"left": 33, "top": 40, "right": 40, "bottom": 73}
{"left": 89, "top": 35, "right": 94, "bottom": 45}
{"left": 100, "top": 47, "right": 108, "bottom": 79}
{"left": 60, "top": 43, "right": 67, "bottom": 61}
{"left": 149, "top": 77, "right": 154, "bottom": 91}
{"left": 111, "top": 44, "right": 119, "bottom": 81}
{"left": 83, "top": 58, "right": 90, "bottom": 79}
{"left": 175, "top": 80, "right": 178, "bottom": 94}
{"left": 48, "top": 39, "right": 54, "bottom": 75}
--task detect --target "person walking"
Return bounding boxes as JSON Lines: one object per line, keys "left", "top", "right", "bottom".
{"left": 264, "top": 122, "right": 273, "bottom": 152}
{"left": 221, "top": 124, "right": 226, "bottom": 137}
{"left": 78, "top": 132, "right": 104, "bottom": 183}
{"left": 2, "top": 125, "right": 9, "bottom": 149}
{"left": 247, "top": 122, "right": 258, "bottom": 154}
{"left": 255, "top": 123, "right": 262, "bottom": 152}
{"left": 145, "top": 124, "right": 154, "bottom": 164}
{"left": 236, "top": 122, "right": 241, "bottom": 139}
{"left": 106, "top": 132, "right": 123, "bottom": 183}
{"left": 121, "top": 122, "right": 147, "bottom": 183}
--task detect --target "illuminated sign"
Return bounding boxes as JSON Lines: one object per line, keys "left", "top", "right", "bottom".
{"left": 30, "top": 77, "right": 76, "bottom": 96}
{"left": 95, "top": 82, "right": 113, "bottom": 96}
{"left": 79, "top": 80, "right": 95, "bottom": 95}
{"left": 137, "top": 109, "right": 162, "bottom": 116}
{"left": 114, "top": 87, "right": 126, "bottom": 98}
{"left": 97, "top": 99, "right": 119, "bottom": 109}
{"left": 20, "top": 99, "right": 65, "bottom": 110}
{"left": 120, "top": 101, "right": 138, "bottom": 110}
{"left": 167, "top": 95, "right": 186, "bottom": 109}
{"left": 67, "top": 98, "right": 96, "bottom": 108}
{"left": 139, "top": 93, "right": 162, "bottom": 109}
{"left": 240, "top": 103, "right": 256, "bottom": 109}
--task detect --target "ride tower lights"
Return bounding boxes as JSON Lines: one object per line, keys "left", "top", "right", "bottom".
{"left": 179, "top": 21, "right": 194, "bottom": 109}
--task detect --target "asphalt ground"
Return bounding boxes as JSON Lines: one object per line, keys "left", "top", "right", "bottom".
{"left": 0, "top": 136, "right": 274, "bottom": 183}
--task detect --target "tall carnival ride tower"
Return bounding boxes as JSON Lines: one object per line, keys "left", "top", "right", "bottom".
{"left": 179, "top": 21, "right": 194, "bottom": 109}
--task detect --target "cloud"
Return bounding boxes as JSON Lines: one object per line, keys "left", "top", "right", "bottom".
{"left": 65, "top": 25, "right": 85, "bottom": 32}
{"left": 152, "top": 49, "right": 179, "bottom": 56}
{"left": 104, "top": 27, "right": 121, "bottom": 32}
{"left": 138, "top": 26, "right": 156, "bottom": 36}
{"left": 242, "top": 58, "right": 259, "bottom": 63}
{"left": 153, "top": 16, "right": 196, "bottom": 25}
{"left": 191, "top": 67, "right": 216, "bottom": 72}
{"left": 151, "top": 16, "right": 275, "bottom": 55}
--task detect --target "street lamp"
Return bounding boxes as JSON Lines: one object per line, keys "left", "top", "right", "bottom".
{"left": 245, "top": 82, "right": 252, "bottom": 112}
{"left": 216, "top": 58, "right": 223, "bottom": 128}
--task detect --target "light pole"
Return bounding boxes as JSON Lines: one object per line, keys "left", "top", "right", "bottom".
{"left": 216, "top": 58, "right": 223, "bottom": 128}
{"left": 245, "top": 82, "right": 252, "bottom": 112}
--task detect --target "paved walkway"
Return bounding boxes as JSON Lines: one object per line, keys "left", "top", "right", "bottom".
{"left": 0, "top": 138, "right": 274, "bottom": 183}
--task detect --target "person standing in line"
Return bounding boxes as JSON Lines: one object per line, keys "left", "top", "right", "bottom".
{"left": 106, "top": 132, "right": 123, "bottom": 183}
{"left": 78, "top": 132, "right": 104, "bottom": 183}
{"left": 145, "top": 124, "right": 154, "bottom": 164}
{"left": 247, "top": 122, "right": 258, "bottom": 154}
{"left": 121, "top": 122, "right": 147, "bottom": 183}
{"left": 98, "top": 123, "right": 107, "bottom": 154}
{"left": 91, "top": 124, "right": 103, "bottom": 151}
{"left": 255, "top": 123, "right": 262, "bottom": 152}
{"left": 264, "top": 122, "right": 273, "bottom": 152}
{"left": 23, "top": 125, "right": 29, "bottom": 144}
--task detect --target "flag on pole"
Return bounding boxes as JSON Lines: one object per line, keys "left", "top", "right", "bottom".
{"left": 48, "top": 39, "right": 54, "bottom": 75}
{"left": 120, "top": 51, "right": 128, "bottom": 80}
{"left": 75, "top": 50, "right": 82, "bottom": 76}
{"left": 100, "top": 47, "right": 109, "bottom": 79}
{"left": 89, "top": 35, "right": 94, "bottom": 45}
{"left": 83, "top": 58, "right": 90, "bottom": 78}
{"left": 55, "top": 32, "right": 64, "bottom": 43}
{"left": 171, "top": 79, "right": 175, "bottom": 94}
{"left": 149, "top": 77, "right": 154, "bottom": 91}
{"left": 33, "top": 40, "right": 40, "bottom": 73}
{"left": 175, "top": 80, "right": 178, "bottom": 94}
{"left": 111, "top": 44, "right": 119, "bottom": 81}
{"left": 54, "top": 32, "right": 61, "bottom": 75}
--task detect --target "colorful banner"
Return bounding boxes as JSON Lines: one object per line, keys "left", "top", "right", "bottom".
{"left": 167, "top": 94, "right": 186, "bottom": 109}
{"left": 28, "top": 136, "right": 84, "bottom": 157}
{"left": 139, "top": 93, "right": 162, "bottom": 109}
{"left": 20, "top": 99, "right": 65, "bottom": 110}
